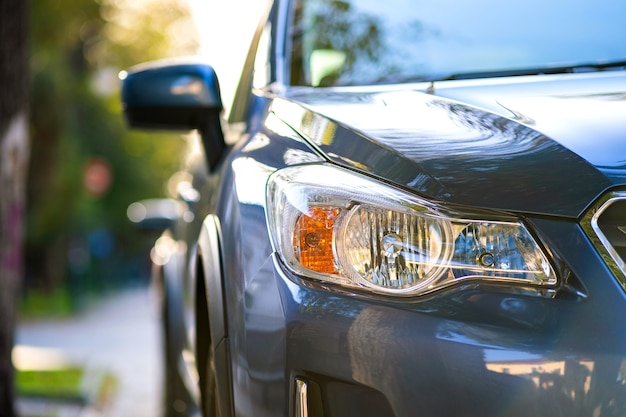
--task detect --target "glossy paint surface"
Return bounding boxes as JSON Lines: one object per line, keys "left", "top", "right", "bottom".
{"left": 217, "top": 133, "right": 626, "bottom": 416}
{"left": 210, "top": 88, "right": 626, "bottom": 416}
{"left": 281, "top": 72, "right": 626, "bottom": 217}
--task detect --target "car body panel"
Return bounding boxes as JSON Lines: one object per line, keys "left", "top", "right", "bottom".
{"left": 219, "top": 185, "right": 626, "bottom": 417}
{"left": 120, "top": 1, "right": 626, "bottom": 416}
{"left": 280, "top": 72, "right": 626, "bottom": 217}
{"left": 211, "top": 94, "right": 626, "bottom": 416}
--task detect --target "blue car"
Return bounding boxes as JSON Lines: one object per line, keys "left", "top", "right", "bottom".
{"left": 121, "top": 0, "right": 626, "bottom": 416}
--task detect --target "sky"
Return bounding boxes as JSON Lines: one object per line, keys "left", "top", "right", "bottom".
{"left": 187, "top": 0, "right": 268, "bottom": 111}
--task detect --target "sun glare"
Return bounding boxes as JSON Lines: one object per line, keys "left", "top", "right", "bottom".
{"left": 186, "top": 0, "right": 268, "bottom": 110}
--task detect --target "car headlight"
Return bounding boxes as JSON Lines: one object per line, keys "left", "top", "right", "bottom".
{"left": 266, "top": 164, "right": 556, "bottom": 296}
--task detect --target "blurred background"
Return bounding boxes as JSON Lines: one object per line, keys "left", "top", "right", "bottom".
{"left": 24, "top": 0, "right": 198, "bottom": 311}
{"left": 23, "top": 0, "right": 264, "bottom": 315}
{"left": 15, "top": 0, "right": 265, "bottom": 415}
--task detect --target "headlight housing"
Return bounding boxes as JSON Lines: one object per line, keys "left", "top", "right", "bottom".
{"left": 267, "top": 164, "right": 556, "bottom": 296}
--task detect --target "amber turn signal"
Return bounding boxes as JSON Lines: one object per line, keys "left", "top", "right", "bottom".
{"left": 294, "top": 207, "right": 341, "bottom": 274}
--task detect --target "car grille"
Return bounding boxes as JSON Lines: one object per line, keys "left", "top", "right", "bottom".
{"left": 582, "top": 191, "right": 626, "bottom": 291}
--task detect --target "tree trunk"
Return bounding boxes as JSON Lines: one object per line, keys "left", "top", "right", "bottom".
{"left": 0, "top": 0, "right": 30, "bottom": 415}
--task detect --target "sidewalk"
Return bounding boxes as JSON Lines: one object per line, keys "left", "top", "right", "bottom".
{"left": 15, "top": 287, "right": 163, "bottom": 417}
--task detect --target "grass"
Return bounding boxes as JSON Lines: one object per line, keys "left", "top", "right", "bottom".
{"left": 15, "top": 368, "right": 85, "bottom": 402}
{"left": 19, "top": 288, "right": 76, "bottom": 320}
{"left": 15, "top": 366, "right": 118, "bottom": 416}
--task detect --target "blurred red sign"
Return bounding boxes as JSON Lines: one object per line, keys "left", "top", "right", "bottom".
{"left": 84, "top": 157, "right": 112, "bottom": 197}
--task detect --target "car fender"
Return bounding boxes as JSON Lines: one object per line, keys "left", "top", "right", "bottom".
{"left": 197, "top": 214, "right": 227, "bottom": 347}
{"left": 197, "top": 214, "right": 233, "bottom": 417}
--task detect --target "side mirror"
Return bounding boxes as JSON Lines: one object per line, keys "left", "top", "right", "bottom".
{"left": 120, "top": 58, "right": 226, "bottom": 167}
{"left": 127, "top": 198, "right": 187, "bottom": 230}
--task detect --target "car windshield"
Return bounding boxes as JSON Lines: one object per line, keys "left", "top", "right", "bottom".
{"left": 289, "top": 0, "right": 626, "bottom": 87}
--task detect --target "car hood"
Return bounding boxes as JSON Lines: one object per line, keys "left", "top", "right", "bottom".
{"left": 278, "top": 72, "right": 626, "bottom": 218}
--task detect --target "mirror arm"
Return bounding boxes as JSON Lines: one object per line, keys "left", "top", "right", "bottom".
{"left": 199, "top": 111, "right": 226, "bottom": 169}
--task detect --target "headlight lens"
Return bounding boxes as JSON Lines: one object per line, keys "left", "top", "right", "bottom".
{"left": 267, "top": 165, "right": 556, "bottom": 296}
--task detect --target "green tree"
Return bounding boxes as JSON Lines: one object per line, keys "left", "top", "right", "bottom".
{"left": 26, "top": 0, "right": 198, "bottom": 304}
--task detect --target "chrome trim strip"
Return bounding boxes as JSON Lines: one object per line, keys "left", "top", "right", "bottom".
{"left": 275, "top": 0, "right": 289, "bottom": 85}
{"left": 581, "top": 191, "right": 626, "bottom": 292}
{"left": 295, "top": 378, "right": 309, "bottom": 417}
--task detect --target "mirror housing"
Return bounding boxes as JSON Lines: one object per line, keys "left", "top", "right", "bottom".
{"left": 120, "top": 58, "right": 226, "bottom": 167}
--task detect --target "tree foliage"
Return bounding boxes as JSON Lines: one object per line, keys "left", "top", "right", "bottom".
{"left": 26, "top": 0, "right": 198, "bottom": 299}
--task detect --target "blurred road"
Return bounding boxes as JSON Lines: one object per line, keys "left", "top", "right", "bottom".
{"left": 15, "top": 287, "right": 163, "bottom": 417}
